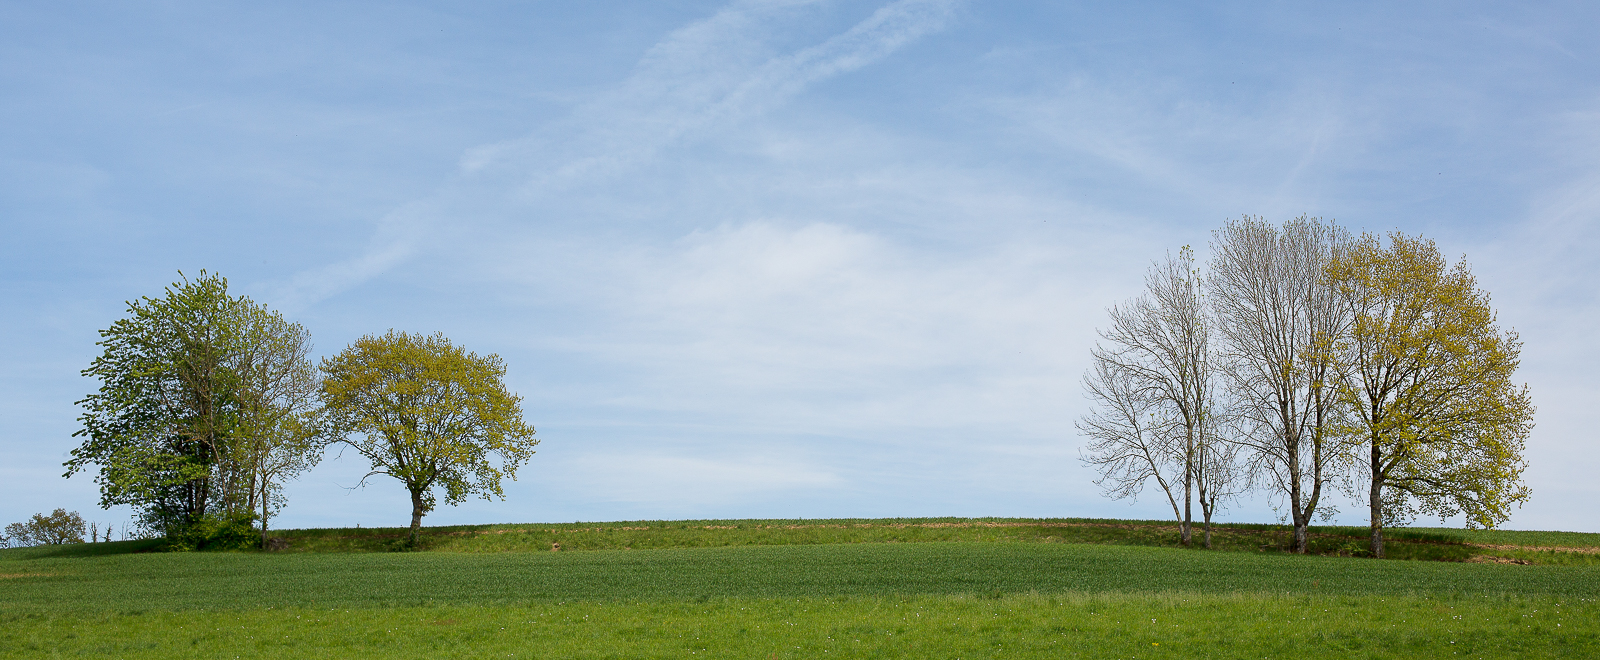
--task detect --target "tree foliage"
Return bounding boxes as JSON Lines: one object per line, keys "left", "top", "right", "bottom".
{"left": 320, "top": 331, "right": 538, "bottom": 545}
{"left": 231, "top": 305, "right": 323, "bottom": 547}
{"left": 1081, "top": 218, "right": 1534, "bottom": 557}
{"left": 1327, "top": 232, "right": 1533, "bottom": 556}
{"left": 2, "top": 509, "right": 87, "bottom": 547}
{"left": 65, "top": 272, "right": 321, "bottom": 548}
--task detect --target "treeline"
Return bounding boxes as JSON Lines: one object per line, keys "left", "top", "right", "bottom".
{"left": 65, "top": 272, "right": 538, "bottom": 550}
{"left": 1080, "top": 216, "right": 1532, "bottom": 558}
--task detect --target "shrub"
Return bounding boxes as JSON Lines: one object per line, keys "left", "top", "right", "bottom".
{"left": 163, "top": 512, "right": 260, "bottom": 552}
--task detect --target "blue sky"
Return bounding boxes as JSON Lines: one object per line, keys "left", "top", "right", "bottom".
{"left": 3, "top": 1, "right": 1597, "bottom": 533}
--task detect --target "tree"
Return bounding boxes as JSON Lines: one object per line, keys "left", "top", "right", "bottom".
{"left": 1326, "top": 232, "right": 1533, "bottom": 557}
{"left": 68, "top": 272, "right": 247, "bottom": 537}
{"left": 230, "top": 305, "right": 324, "bottom": 548}
{"left": 3, "top": 509, "right": 87, "bottom": 547}
{"left": 66, "top": 272, "right": 320, "bottom": 547}
{"left": 320, "top": 331, "right": 538, "bottom": 545}
{"left": 1209, "top": 216, "right": 1355, "bottom": 553}
{"left": 1080, "top": 248, "right": 1240, "bottom": 547}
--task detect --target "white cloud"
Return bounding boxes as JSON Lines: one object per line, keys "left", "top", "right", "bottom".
{"left": 487, "top": 219, "right": 1126, "bottom": 441}
{"left": 562, "top": 452, "right": 842, "bottom": 506}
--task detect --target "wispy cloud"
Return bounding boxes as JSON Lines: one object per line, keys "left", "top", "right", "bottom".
{"left": 268, "top": 0, "right": 959, "bottom": 311}
{"left": 466, "top": 0, "right": 959, "bottom": 188}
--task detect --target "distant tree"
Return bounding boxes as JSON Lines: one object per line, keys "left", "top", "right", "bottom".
{"left": 3, "top": 509, "right": 88, "bottom": 547}
{"left": 1079, "top": 248, "right": 1241, "bottom": 547}
{"left": 1326, "top": 232, "right": 1533, "bottom": 557}
{"left": 320, "top": 331, "right": 538, "bottom": 545}
{"left": 1209, "top": 216, "right": 1356, "bottom": 553}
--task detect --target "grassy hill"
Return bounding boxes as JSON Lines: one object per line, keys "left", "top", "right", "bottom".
{"left": 4, "top": 517, "right": 1598, "bottom": 658}
{"left": 196, "top": 516, "right": 1600, "bottom": 565}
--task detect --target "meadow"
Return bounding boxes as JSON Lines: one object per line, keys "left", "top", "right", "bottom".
{"left": 3, "top": 518, "right": 1598, "bottom": 658}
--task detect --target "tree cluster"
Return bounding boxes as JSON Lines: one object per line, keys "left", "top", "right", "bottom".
{"left": 1080, "top": 217, "right": 1533, "bottom": 557}
{"left": 1, "top": 509, "right": 87, "bottom": 548}
{"left": 65, "top": 273, "right": 538, "bottom": 550}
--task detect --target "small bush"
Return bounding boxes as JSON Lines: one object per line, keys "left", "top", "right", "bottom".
{"left": 163, "top": 512, "right": 260, "bottom": 552}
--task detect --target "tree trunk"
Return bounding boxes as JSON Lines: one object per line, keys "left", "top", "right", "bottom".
{"left": 409, "top": 489, "right": 426, "bottom": 546}
{"left": 1181, "top": 424, "right": 1193, "bottom": 547}
{"left": 1369, "top": 442, "right": 1385, "bottom": 559}
{"left": 1182, "top": 470, "right": 1193, "bottom": 547}
{"left": 259, "top": 483, "right": 270, "bottom": 550}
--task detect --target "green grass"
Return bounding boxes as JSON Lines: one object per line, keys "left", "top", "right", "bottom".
{"left": 143, "top": 516, "right": 1595, "bottom": 565}
{"left": 7, "top": 542, "right": 1600, "bottom": 614}
{"left": 5, "top": 592, "right": 1596, "bottom": 659}
{"left": 5, "top": 518, "right": 1600, "bottom": 658}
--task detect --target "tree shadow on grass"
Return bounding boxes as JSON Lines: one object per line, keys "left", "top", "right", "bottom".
{"left": 0, "top": 538, "right": 166, "bottom": 560}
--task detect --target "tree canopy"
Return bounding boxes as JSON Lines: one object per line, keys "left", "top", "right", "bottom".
{"left": 1326, "top": 232, "right": 1533, "bottom": 556}
{"left": 320, "top": 330, "right": 538, "bottom": 545}
{"left": 1082, "top": 219, "right": 1533, "bottom": 556}
{"left": 65, "top": 272, "right": 321, "bottom": 548}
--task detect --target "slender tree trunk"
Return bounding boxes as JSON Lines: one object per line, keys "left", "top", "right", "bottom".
{"left": 1369, "top": 440, "right": 1385, "bottom": 559}
{"left": 1181, "top": 424, "right": 1194, "bottom": 547}
{"left": 409, "top": 489, "right": 426, "bottom": 546}
{"left": 1182, "top": 470, "right": 1193, "bottom": 547}
{"left": 259, "top": 481, "right": 270, "bottom": 550}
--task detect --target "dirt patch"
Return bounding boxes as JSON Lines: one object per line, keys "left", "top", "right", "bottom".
{"left": 1467, "top": 555, "right": 1533, "bottom": 565}
{"left": 0, "top": 573, "right": 54, "bottom": 579}
{"left": 1471, "top": 543, "right": 1600, "bottom": 555}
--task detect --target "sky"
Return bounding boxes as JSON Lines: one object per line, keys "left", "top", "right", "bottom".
{"left": 3, "top": 0, "right": 1597, "bottom": 534}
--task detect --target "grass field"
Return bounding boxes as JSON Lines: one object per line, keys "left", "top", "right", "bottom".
{"left": 4, "top": 518, "right": 1599, "bottom": 658}
{"left": 248, "top": 516, "right": 1600, "bottom": 565}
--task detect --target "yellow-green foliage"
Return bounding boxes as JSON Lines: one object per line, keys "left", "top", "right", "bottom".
{"left": 1328, "top": 232, "right": 1534, "bottom": 533}
{"left": 320, "top": 331, "right": 537, "bottom": 538}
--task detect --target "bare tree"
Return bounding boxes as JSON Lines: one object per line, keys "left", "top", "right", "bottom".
{"left": 1080, "top": 248, "right": 1238, "bottom": 547}
{"left": 1079, "top": 354, "right": 1182, "bottom": 523}
{"left": 1194, "top": 401, "right": 1247, "bottom": 549}
{"left": 1209, "top": 215, "right": 1354, "bottom": 553}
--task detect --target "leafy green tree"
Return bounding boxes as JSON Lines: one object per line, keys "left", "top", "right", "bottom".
{"left": 68, "top": 272, "right": 245, "bottom": 536}
{"left": 230, "top": 305, "right": 324, "bottom": 547}
{"left": 1326, "top": 232, "right": 1533, "bottom": 557}
{"left": 320, "top": 331, "right": 538, "bottom": 545}
{"left": 3, "top": 509, "right": 87, "bottom": 547}
{"left": 66, "top": 272, "right": 322, "bottom": 547}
